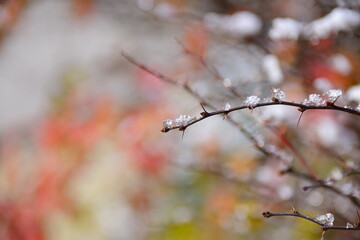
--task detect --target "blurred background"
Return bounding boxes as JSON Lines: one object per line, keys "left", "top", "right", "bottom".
{"left": 0, "top": 0, "right": 359, "bottom": 239}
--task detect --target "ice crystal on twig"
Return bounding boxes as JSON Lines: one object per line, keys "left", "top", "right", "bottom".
{"left": 356, "top": 104, "right": 360, "bottom": 112}
{"left": 244, "top": 96, "right": 260, "bottom": 108}
{"left": 163, "top": 115, "right": 196, "bottom": 129}
{"left": 316, "top": 213, "right": 334, "bottom": 226}
{"left": 272, "top": 88, "right": 285, "bottom": 101}
{"left": 224, "top": 102, "right": 231, "bottom": 111}
{"left": 174, "top": 115, "right": 195, "bottom": 127}
{"left": 163, "top": 119, "right": 173, "bottom": 128}
{"left": 323, "top": 89, "right": 342, "bottom": 103}
{"left": 346, "top": 222, "right": 354, "bottom": 228}
{"left": 302, "top": 94, "right": 325, "bottom": 106}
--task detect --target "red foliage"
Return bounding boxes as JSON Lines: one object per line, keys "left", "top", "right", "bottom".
{"left": 72, "top": 0, "right": 93, "bottom": 17}
{"left": 118, "top": 105, "right": 169, "bottom": 175}
{"left": 183, "top": 22, "right": 209, "bottom": 61}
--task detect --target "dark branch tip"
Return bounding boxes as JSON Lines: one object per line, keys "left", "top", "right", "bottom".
{"left": 262, "top": 212, "right": 272, "bottom": 218}
{"left": 161, "top": 128, "right": 169, "bottom": 133}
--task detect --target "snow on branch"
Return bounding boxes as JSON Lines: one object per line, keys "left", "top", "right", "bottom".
{"left": 161, "top": 92, "right": 360, "bottom": 133}
{"left": 263, "top": 208, "right": 360, "bottom": 231}
{"left": 269, "top": 7, "right": 360, "bottom": 40}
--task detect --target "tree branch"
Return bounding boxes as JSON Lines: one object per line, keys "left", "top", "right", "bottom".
{"left": 263, "top": 210, "right": 360, "bottom": 231}
{"left": 121, "top": 51, "right": 281, "bottom": 161}
{"left": 175, "top": 38, "right": 244, "bottom": 98}
{"left": 121, "top": 52, "right": 359, "bottom": 180}
{"left": 161, "top": 100, "right": 360, "bottom": 132}
{"left": 281, "top": 167, "right": 360, "bottom": 208}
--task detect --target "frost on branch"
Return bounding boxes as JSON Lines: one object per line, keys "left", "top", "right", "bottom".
{"left": 163, "top": 119, "right": 174, "bottom": 129}
{"left": 224, "top": 102, "right": 231, "bottom": 111}
{"left": 272, "top": 88, "right": 285, "bottom": 101}
{"left": 316, "top": 213, "right": 335, "bottom": 226}
{"left": 302, "top": 89, "right": 342, "bottom": 106}
{"left": 302, "top": 94, "right": 325, "bottom": 106}
{"left": 243, "top": 96, "right": 260, "bottom": 108}
{"left": 346, "top": 223, "right": 354, "bottom": 228}
{"left": 302, "top": 90, "right": 343, "bottom": 106}
{"left": 323, "top": 89, "right": 342, "bottom": 103}
{"left": 163, "top": 115, "right": 196, "bottom": 129}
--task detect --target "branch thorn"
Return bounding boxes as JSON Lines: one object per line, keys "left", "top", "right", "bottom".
{"left": 297, "top": 111, "right": 304, "bottom": 127}
{"left": 200, "top": 103, "right": 209, "bottom": 117}
{"left": 179, "top": 127, "right": 186, "bottom": 139}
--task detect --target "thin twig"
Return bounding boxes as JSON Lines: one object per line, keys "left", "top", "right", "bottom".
{"left": 122, "top": 52, "right": 360, "bottom": 181}
{"left": 263, "top": 211, "right": 360, "bottom": 231}
{"left": 121, "top": 51, "right": 281, "bottom": 161}
{"left": 161, "top": 101, "right": 360, "bottom": 132}
{"left": 175, "top": 38, "right": 244, "bottom": 98}
{"left": 175, "top": 43, "right": 318, "bottom": 180}
{"left": 281, "top": 167, "right": 360, "bottom": 208}
{"left": 265, "top": 123, "right": 318, "bottom": 180}
{"left": 344, "top": 170, "right": 360, "bottom": 177}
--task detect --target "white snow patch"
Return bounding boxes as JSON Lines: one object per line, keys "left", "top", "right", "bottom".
{"left": 314, "top": 77, "right": 333, "bottom": 91}
{"left": 328, "top": 54, "right": 352, "bottom": 75}
{"left": 304, "top": 8, "right": 360, "bottom": 39}
{"left": 346, "top": 85, "right": 360, "bottom": 102}
{"left": 204, "top": 11, "right": 262, "bottom": 37}
{"left": 269, "top": 18, "right": 304, "bottom": 40}
{"left": 315, "top": 118, "right": 340, "bottom": 147}
{"left": 262, "top": 54, "right": 283, "bottom": 84}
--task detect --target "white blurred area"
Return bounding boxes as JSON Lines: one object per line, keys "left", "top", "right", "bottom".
{"left": 0, "top": 0, "right": 181, "bottom": 134}
{"left": 0, "top": 2, "right": 187, "bottom": 238}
